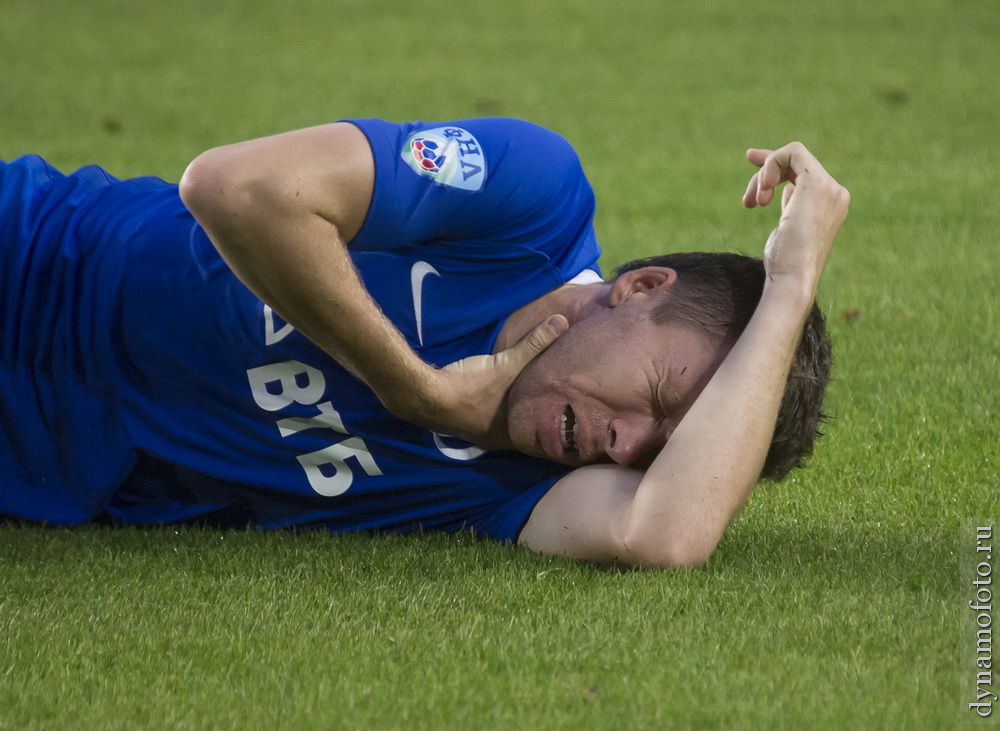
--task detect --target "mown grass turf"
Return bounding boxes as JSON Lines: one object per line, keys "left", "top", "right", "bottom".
{"left": 0, "top": 521, "right": 956, "bottom": 729}
{"left": 1, "top": 0, "right": 997, "bottom": 728}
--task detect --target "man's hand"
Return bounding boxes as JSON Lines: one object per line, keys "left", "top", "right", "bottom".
{"left": 742, "top": 142, "right": 850, "bottom": 296}
{"left": 392, "top": 316, "right": 568, "bottom": 450}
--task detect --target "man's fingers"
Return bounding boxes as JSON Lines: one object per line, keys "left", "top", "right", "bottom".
{"left": 744, "top": 143, "right": 824, "bottom": 209}
{"left": 757, "top": 153, "right": 790, "bottom": 206}
{"left": 743, "top": 172, "right": 761, "bottom": 208}
{"left": 744, "top": 149, "right": 779, "bottom": 208}
{"left": 500, "top": 315, "right": 568, "bottom": 370}
{"left": 435, "top": 315, "right": 567, "bottom": 447}
{"left": 745, "top": 148, "right": 771, "bottom": 168}
{"left": 743, "top": 170, "right": 776, "bottom": 209}
{"left": 524, "top": 315, "right": 568, "bottom": 356}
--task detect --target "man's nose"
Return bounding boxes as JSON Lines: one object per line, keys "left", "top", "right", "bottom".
{"left": 605, "top": 418, "right": 658, "bottom": 467}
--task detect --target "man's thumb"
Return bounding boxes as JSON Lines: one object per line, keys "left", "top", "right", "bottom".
{"left": 507, "top": 315, "right": 568, "bottom": 365}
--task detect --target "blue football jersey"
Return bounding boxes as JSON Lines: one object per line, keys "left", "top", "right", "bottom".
{"left": 0, "top": 117, "right": 603, "bottom": 542}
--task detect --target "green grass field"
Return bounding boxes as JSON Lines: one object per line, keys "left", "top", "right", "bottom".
{"left": 1, "top": 0, "right": 997, "bottom": 728}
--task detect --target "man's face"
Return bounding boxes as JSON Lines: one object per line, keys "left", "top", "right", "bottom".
{"left": 505, "top": 290, "right": 730, "bottom": 468}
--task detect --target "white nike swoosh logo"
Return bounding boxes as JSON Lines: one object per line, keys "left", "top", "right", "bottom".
{"left": 433, "top": 432, "right": 486, "bottom": 461}
{"left": 410, "top": 261, "right": 440, "bottom": 346}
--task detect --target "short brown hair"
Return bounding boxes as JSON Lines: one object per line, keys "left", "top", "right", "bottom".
{"left": 615, "top": 252, "right": 831, "bottom": 481}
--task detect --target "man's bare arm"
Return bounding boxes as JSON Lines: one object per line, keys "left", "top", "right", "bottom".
{"left": 178, "top": 123, "right": 563, "bottom": 447}
{"left": 519, "top": 142, "right": 850, "bottom": 568}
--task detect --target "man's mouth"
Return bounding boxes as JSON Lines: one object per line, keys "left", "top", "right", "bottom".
{"left": 560, "top": 405, "right": 579, "bottom": 453}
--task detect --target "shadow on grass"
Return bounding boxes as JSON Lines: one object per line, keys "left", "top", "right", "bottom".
{"left": 1, "top": 512, "right": 957, "bottom": 597}
{"left": 709, "top": 516, "right": 956, "bottom": 597}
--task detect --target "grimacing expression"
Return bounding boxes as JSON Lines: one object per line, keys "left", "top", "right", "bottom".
{"left": 504, "top": 291, "right": 730, "bottom": 468}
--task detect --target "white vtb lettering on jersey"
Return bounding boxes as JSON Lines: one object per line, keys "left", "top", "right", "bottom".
{"left": 246, "top": 360, "right": 383, "bottom": 496}
{"left": 255, "top": 289, "right": 483, "bottom": 474}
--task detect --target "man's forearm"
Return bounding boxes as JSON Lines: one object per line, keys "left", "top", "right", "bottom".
{"left": 617, "top": 279, "right": 815, "bottom": 566}
{"left": 615, "top": 142, "right": 849, "bottom": 568}
{"left": 178, "top": 139, "right": 435, "bottom": 422}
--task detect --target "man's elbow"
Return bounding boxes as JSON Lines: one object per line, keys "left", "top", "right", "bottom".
{"left": 619, "top": 526, "right": 719, "bottom": 570}
{"left": 178, "top": 149, "right": 243, "bottom": 222}
{"left": 180, "top": 147, "right": 284, "bottom": 225}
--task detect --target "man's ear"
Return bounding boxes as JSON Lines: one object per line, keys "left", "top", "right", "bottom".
{"left": 607, "top": 267, "right": 677, "bottom": 307}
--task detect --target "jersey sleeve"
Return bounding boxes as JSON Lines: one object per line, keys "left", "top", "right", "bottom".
{"left": 471, "top": 474, "right": 565, "bottom": 544}
{"left": 343, "top": 117, "right": 601, "bottom": 280}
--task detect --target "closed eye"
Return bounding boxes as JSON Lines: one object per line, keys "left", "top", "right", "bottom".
{"left": 655, "top": 377, "right": 672, "bottom": 420}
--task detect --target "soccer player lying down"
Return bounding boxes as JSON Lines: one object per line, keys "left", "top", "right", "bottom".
{"left": 0, "top": 118, "right": 849, "bottom": 568}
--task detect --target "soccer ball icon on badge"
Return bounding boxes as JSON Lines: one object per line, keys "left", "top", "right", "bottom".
{"left": 410, "top": 138, "right": 447, "bottom": 174}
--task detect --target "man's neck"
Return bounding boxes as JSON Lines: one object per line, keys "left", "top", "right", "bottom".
{"left": 493, "top": 281, "right": 609, "bottom": 353}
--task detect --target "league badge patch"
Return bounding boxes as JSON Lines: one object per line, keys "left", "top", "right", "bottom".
{"left": 401, "top": 126, "right": 487, "bottom": 191}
